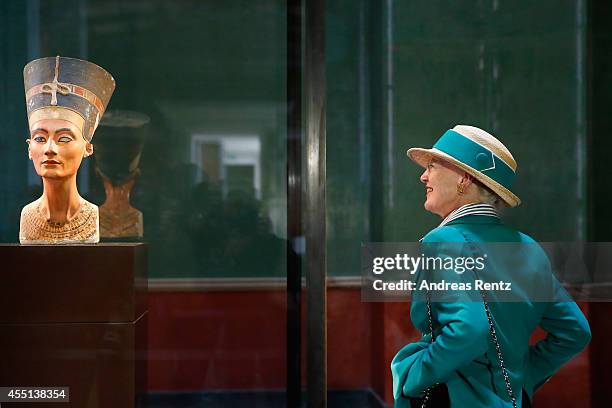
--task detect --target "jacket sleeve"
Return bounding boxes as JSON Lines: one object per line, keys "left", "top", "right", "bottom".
{"left": 401, "top": 299, "right": 490, "bottom": 397}
{"left": 401, "top": 234, "right": 491, "bottom": 397}
{"left": 524, "top": 281, "right": 591, "bottom": 398}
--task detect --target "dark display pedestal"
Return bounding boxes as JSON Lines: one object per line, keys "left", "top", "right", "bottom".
{"left": 0, "top": 244, "right": 147, "bottom": 408}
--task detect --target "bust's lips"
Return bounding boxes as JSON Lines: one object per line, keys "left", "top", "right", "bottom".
{"left": 42, "top": 159, "right": 61, "bottom": 165}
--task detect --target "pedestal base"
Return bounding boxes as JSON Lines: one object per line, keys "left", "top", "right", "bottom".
{"left": 0, "top": 315, "right": 147, "bottom": 408}
{"left": 0, "top": 244, "right": 147, "bottom": 408}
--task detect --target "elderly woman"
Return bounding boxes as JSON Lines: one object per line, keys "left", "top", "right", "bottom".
{"left": 391, "top": 125, "right": 591, "bottom": 407}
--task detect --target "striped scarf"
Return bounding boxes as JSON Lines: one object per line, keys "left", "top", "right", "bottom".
{"left": 438, "top": 203, "right": 499, "bottom": 227}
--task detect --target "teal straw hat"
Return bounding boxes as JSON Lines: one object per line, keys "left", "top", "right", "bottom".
{"left": 407, "top": 125, "right": 521, "bottom": 207}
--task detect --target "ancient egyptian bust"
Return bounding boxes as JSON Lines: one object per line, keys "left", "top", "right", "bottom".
{"left": 19, "top": 56, "right": 115, "bottom": 244}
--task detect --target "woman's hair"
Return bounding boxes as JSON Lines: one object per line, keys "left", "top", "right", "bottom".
{"left": 442, "top": 157, "right": 507, "bottom": 211}
{"left": 473, "top": 178, "right": 506, "bottom": 211}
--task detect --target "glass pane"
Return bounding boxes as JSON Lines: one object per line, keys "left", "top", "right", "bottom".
{"left": 0, "top": 0, "right": 289, "bottom": 406}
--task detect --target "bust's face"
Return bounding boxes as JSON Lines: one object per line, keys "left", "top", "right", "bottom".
{"left": 27, "top": 118, "right": 93, "bottom": 180}
{"left": 419, "top": 157, "right": 463, "bottom": 218}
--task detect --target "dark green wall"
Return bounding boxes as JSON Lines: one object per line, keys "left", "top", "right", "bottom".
{"left": 326, "top": 1, "right": 589, "bottom": 277}
{"left": 0, "top": 1, "right": 29, "bottom": 241}
{"left": 326, "top": 0, "right": 377, "bottom": 277}
{"left": 390, "top": 1, "right": 587, "bottom": 243}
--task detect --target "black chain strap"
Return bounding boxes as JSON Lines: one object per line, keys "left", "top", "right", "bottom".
{"left": 420, "top": 292, "right": 436, "bottom": 408}
{"left": 480, "top": 289, "right": 517, "bottom": 408}
{"left": 422, "top": 234, "right": 517, "bottom": 408}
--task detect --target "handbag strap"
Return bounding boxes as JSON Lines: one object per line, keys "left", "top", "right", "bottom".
{"left": 419, "top": 292, "right": 436, "bottom": 408}
{"left": 480, "top": 289, "right": 517, "bottom": 408}
{"left": 422, "top": 232, "right": 517, "bottom": 408}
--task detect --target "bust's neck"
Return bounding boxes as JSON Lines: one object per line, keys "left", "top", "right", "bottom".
{"left": 40, "top": 176, "right": 82, "bottom": 223}
{"left": 101, "top": 177, "right": 135, "bottom": 211}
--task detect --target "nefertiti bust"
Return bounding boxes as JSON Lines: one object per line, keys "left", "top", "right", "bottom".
{"left": 19, "top": 56, "right": 115, "bottom": 244}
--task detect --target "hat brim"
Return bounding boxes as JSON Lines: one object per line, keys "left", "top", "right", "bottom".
{"left": 406, "top": 147, "right": 521, "bottom": 208}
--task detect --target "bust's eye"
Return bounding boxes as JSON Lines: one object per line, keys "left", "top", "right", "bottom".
{"left": 33, "top": 135, "right": 46, "bottom": 143}
{"left": 58, "top": 135, "right": 73, "bottom": 143}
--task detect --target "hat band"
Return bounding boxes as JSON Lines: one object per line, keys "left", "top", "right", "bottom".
{"left": 433, "top": 129, "right": 515, "bottom": 189}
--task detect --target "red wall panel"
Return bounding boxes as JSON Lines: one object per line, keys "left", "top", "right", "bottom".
{"left": 147, "top": 289, "right": 593, "bottom": 407}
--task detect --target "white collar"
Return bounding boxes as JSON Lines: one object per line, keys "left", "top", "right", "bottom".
{"left": 438, "top": 203, "right": 499, "bottom": 227}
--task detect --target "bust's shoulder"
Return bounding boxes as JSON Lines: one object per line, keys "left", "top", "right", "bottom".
{"left": 20, "top": 198, "right": 42, "bottom": 219}
{"left": 81, "top": 199, "right": 99, "bottom": 213}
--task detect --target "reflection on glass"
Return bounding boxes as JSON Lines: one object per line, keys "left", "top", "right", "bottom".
{"left": 190, "top": 134, "right": 262, "bottom": 199}
{"left": 95, "top": 110, "right": 149, "bottom": 239}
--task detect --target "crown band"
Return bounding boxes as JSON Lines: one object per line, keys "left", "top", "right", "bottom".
{"left": 26, "top": 83, "right": 106, "bottom": 115}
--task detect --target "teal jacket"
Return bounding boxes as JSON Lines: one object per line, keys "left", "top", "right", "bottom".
{"left": 391, "top": 215, "right": 591, "bottom": 407}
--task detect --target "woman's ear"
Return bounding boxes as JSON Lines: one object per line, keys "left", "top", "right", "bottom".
{"left": 84, "top": 142, "right": 94, "bottom": 158}
{"left": 460, "top": 172, "right": 474, "bottom": 188}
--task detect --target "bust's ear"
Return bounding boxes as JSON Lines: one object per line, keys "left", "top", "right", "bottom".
{"left": 25, "top": 138, "right": 32, "bottom": 160}
{"left": 84, "top": 142, "right": 94, "bottom": 158}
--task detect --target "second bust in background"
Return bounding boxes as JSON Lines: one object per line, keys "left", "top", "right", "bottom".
{"left": 95, "top": 110, "right": 149, "bottom": 239}
{"left": 19, "top": 56, "right": 115, "bottom": 244}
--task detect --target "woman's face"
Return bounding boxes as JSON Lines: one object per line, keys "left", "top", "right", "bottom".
{"left": 27, "top": 118, "right": 93, "bottom": 180}
{"left": 419, "top": 157, "right": 464, "bottom": 218}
